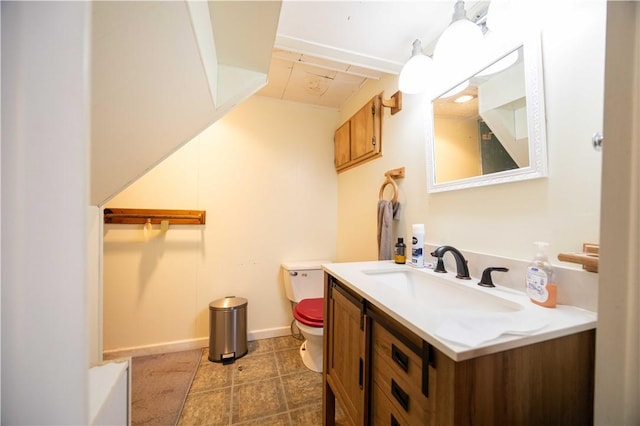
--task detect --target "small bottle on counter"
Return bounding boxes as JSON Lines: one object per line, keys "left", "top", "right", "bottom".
{"left": 394, "top": 238, "right": 406, "bottom": 264}
{"left": 525, "top": 241, "right": 557, "bottom": 308}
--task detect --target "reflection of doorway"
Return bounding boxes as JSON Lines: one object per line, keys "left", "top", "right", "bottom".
{"left": 478, "top": 119, "right": 518, "bottom": 175}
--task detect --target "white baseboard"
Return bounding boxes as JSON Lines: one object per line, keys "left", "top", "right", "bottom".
{"left": 102, "top": 326, "right": 292, "bottom": 360}
{"left": 248, "top": 326, "right": 291, "bottom": 341}
{"left": 103, "top": 338, "right": 208, "bottom": 360}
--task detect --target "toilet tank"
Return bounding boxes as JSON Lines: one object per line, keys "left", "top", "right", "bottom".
{"left": 282, "top": 260, "right": 329, "bottom": 302}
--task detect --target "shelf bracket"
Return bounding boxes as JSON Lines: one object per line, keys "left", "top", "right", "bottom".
{"left": 381, "top": 91, "right": 402, "bottom": 115}
{"left": 385, "top": 167, "right": 405, "bottom": 179}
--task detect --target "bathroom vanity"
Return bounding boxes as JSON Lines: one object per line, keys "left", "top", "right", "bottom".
{"left": 322, "top": 261, "right": 596, "bottom": 425}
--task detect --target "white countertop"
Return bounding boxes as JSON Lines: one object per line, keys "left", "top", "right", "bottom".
{"left": 322, "top": 260, "right": 597, "bottom": 362}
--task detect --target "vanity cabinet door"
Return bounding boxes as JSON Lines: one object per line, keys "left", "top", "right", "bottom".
{"left": 325, "top": 278, "right": 367, "bottom": 425}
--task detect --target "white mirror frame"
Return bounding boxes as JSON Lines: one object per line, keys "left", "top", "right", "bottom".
{"left": 426, "top": 33, "right": 547, "bottom": 193}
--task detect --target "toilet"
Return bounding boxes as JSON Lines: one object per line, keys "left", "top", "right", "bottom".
{"left": 282, "top": 260, "right": 328, "bottom": 373}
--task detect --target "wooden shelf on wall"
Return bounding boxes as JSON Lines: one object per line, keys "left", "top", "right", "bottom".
{"left": 103, "top": 208, "right": 206, "bottom": 225}
{"left": 558, "top": 243, "right": 599, "bottom": 273}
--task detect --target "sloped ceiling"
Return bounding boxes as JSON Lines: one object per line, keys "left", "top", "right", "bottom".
{"left": 90, "top": 1, "right": 281, "bottom": 206}
{"left": 90, "top": 1, "right": 487, "bottom": 204}
{"left": 258, "top": 0, "right": 486, "bottom": 109}
{"left": 257, "top": 49, "right": 386, "bottom": 108}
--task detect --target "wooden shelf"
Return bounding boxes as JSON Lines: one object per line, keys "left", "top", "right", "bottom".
{"left": 103, "top": 208, "right": 206, "bottom": 225}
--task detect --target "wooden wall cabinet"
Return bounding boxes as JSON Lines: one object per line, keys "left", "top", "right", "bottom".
{"left": 323, "top": 274, "right": 595, "bottom": 426}
{"left": 334, "top": 93, "right": 382, "bottom": 172}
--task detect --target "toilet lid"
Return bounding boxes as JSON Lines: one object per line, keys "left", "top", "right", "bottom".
{"left": 293, "top": 298, "right": 324, "bottom": 327}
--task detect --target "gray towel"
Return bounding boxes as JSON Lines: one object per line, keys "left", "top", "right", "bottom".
{"left": 377, "top": 200, "right": 394, "bottom": 260}
{"left": 393, "top": 201, "right": 402, "bottom": 220}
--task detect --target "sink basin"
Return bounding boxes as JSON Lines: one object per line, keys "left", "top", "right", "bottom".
{"left": 362, "top": 268, "right": 523, "bottom": 313}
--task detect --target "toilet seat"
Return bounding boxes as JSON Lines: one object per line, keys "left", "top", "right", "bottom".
{"left": 293, "top": 298, "right": 324, "bottom": 327}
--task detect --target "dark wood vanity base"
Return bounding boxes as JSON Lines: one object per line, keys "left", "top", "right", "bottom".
{"left": 323, "top": 274, "right": 595, "bottom": 426}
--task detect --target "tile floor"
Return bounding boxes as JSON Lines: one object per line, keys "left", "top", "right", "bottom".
{"left": 178, "top": 335, "right": 329, "bottom": 425}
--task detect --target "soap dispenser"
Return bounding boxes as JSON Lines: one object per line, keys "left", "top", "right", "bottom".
{"left": 525, "top": 242, "right": 557, "bottom": 308}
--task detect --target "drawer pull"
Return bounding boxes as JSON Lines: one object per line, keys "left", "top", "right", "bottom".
{"left": 391, "top": 344, "right": 409, "bottom": 372}
{"left": 390, "top": 414, "right": 401, "bottom": 426}
{"left": 391, "top": 379, "right": 409, "bottom": 411}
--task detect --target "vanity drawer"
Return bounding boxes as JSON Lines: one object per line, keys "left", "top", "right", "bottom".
{"left": 372, "top": 368, "right": 435, "bottom": 426}
{"left": 372, "top": 322, "right": 435, "bottom": 425}
{"left": 371, "top": 381, "right": 410, "bottom": 426}
{"left": 372, "top": 321, "right": 424, "bottom": 390}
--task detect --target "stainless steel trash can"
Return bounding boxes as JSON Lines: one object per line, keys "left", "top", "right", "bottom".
{"left": 208, "top": 296, "right": 248, "bottom": 364}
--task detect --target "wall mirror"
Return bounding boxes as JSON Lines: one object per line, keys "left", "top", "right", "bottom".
{"left": 426, "top": 34, "right": 547, "bottom": 193}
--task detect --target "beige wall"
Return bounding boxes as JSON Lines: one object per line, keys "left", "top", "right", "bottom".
{"left": 103, "top": 96, "right": 338, "bottom": 352}
{"left": 337, "top": 1, "right": 605, "bottom": 264}
{"left": 434, "top": 116, "right": 481, "bottom": 182}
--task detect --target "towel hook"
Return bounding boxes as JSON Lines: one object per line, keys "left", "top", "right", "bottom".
{"left": 378, "top": 167, "right": 405, "bottom": 204}
{"left": 379, "top": 177, "right": 398, "bottom": 204}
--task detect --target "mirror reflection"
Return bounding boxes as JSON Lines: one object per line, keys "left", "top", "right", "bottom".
{"left": 426, "top": 35, "right": 547, "bottom": 193}
{"left": 433, "top": 46, "right": 526, "bottom": 183}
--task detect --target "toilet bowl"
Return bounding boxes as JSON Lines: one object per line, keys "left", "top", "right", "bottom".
{"left": 292, "top": 297, "right": 324, "bottom": 372}
{"left": 282, "top": 261, "right": 328, "bottom": 373}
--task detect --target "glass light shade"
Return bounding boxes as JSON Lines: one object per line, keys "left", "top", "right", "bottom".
{"left": 487, "top": 0, "right": 541, "bottom": 37}
{"left": 486, "top": 0, "right": 513, "bottom": 35}
{"left": 476, "top": 50, "right": 519, "bottom": 76}
{"left": 399, "top": 54, "right": 433, "bottom": 94}
{"left": 440, "top": 80, "right": 469, "bottom": 98}
{"left": 433, "top": 18, "right": 485, "bottom": 72}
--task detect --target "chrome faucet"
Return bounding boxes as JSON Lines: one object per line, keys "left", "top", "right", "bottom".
{"left": 430, "top": 245, "right": 471, "bottom": 279}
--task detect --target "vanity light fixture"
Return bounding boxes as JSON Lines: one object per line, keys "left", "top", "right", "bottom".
{"left": 398, "top": 39, "right": 433, "bottom": 94}
{"left": 433, "top": 0, "right": 485, "bottom": 74}
{"left": 477, "top": 49, "right": 518, "bottom": 76}
{"left": 440, "top": 80, "right": 470, "bottom": 98}
{"left": 477, "top": 27, "right": 520, "bottom": 77}
{"left": 485, "top": 0, "right": 540, "bottom": 38}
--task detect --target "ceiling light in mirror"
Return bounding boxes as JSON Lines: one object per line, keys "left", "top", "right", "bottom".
{"left": 454, "top": 95, "right": 474, "bottom": 103}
